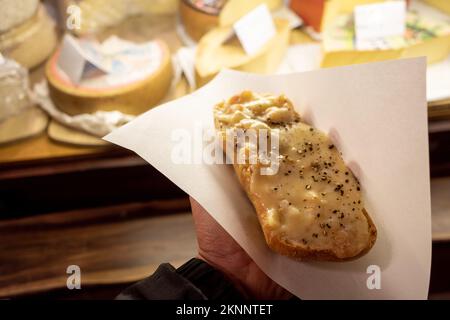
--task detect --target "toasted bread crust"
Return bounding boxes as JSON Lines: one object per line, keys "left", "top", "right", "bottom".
{"left": 234, "top": 163, "right": 377, "bottom": 262}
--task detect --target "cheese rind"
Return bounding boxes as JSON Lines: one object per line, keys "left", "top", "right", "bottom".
{"left": 0, "top": 107, "right": 48, "bottom": 145}
{"left": 180, "top": 0, "right": 220, "bottom": 42}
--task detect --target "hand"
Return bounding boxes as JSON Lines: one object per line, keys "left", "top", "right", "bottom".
{"left": 190, "top": 197, "right": 292, "bottom": 300}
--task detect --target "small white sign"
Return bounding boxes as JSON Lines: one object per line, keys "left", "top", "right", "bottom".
{"left": 57, "top": 35, "right": 108, "bottom": 84}
{"left": 354, "top": 0, "right": 406, "bottom": 49}
{"left": 233, "top": 4, "right": 276, "bottom": 56}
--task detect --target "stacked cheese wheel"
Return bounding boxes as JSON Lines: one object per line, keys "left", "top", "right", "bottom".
{"left": 46, "top": 40, "right": 173, "bottom": 116}
{"left": 0, "top": 0, "right": 57, "bottom": 69}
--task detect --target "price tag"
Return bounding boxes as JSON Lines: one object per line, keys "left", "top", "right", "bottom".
{"left": 233, "top": 4, "right": 276, "bottom": 56}
{"left": 57, "top": 34, "right": 109, "bottom": 84}
{"left": 354, "top": 1, "right": 406, "bottom": 50}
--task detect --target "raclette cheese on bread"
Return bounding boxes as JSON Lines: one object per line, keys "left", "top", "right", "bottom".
{"left": 214, "top": 91, "right": 377, "bottom": 261}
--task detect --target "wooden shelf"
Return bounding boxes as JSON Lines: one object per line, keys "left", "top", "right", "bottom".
{"left": 0, "top": 198, "right": 195, "bottom": 298}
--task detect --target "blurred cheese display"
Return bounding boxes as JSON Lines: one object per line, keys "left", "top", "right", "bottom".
{"left": 61, "top": 0, "right": 179, "bottom": 35}
{"left": 195, "top": 19, "right": 291, "bottom": 86}
{"left": 0, "top": 56, "right": 48, "bottom": 144}
{"left": 45, "top": 35, "right": 173, "bottom": 116}
{"left": 320, "top": 1, "right": 450, "bottom": 68}
{"left": 180, "top": 0, "right": 284, "bottom": 41}
{"left": 0, "top": 0, "right": 39, "bottom": 33}
{"left": 0, "top": 1, "right": 57, "bottom": 69}
{"left": 289, "top": 0, "right": 388, "bottom": 33}
{"left": 424, "top": 0, "right": 450, "bottom": 15}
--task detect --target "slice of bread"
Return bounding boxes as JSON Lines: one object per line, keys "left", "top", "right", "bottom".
{"left": 214, "top": 91, "right": 377, "bottom": 261}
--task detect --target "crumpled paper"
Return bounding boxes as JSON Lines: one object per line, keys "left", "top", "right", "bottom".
{"left": 31, "top": 81, "right": 135, "bottom": 137}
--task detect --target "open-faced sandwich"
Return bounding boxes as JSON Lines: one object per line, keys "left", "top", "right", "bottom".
{"left": 214, "top": 91, "right": 377, "bottom": 261}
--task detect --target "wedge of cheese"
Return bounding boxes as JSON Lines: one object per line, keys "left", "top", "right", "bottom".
{"left": 195, "top": 19, "right": 290, "bottom": 86}
{"left": 46, "top": 40, "right": 173, "bottom": 116}
{"left": 0, "top": 6, "right": 57, "bottom": 69}
{"left": 321, "top": 9, "right": 450, "bottom": 68}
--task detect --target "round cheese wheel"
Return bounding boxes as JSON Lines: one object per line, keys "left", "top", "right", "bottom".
{"left": 0, "top": 0, "right": 39, "bottom": 34}
{"left": 179, "top": 0, "right": 220, "bottom": 42}
{"left": 45, "top": 40, "right": 173, "bottom": 116}
{"left": 0, "top": 6, "right": 58, "bottom": 69}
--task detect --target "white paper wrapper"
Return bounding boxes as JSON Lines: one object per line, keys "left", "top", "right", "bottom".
{"left": 105, "top": 58, "right": 431, "bottom": 300}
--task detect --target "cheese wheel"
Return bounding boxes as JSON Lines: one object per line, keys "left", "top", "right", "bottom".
{"left": 321, "top": 9, "right": 450, "bottom": 68}
{"left": 195, "top": 19, "right": 290, "bottom": 86}
{"left": 0, "top": 0, "right": 39, "bottom": 34}
{"left": 179, "top": 0, "right": 221, "bottom": 42}
{"left": 0, "top": 6, "right": 57, "bottom": 69}
{"left": 45, "top": 40, "right": 173, "bottom": 116}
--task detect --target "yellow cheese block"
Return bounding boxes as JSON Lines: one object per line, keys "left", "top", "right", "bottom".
{"left": 321, "top": 9, "right": 450, "bottom": 68}
{"left": 195, "top": 19, "right": 291, "bottom": 86}
{"left": 424, "top": 0, "right": 450, "bottom": 15}
{"left": 0, "top": 6, "right": 57, "bottom": 69}
{"left": 68, "top": 0, "right": 178, "bottom": 35}
{"left": 45, "top": 40, "right": 173, "bottom": 116}
{"left": 321, "top": 49, "right": 401, "bottom": 68}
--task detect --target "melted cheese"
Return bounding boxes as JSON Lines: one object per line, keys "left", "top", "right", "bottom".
{"left": 215, "top": 91, "right": 371, "bottom": 259}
